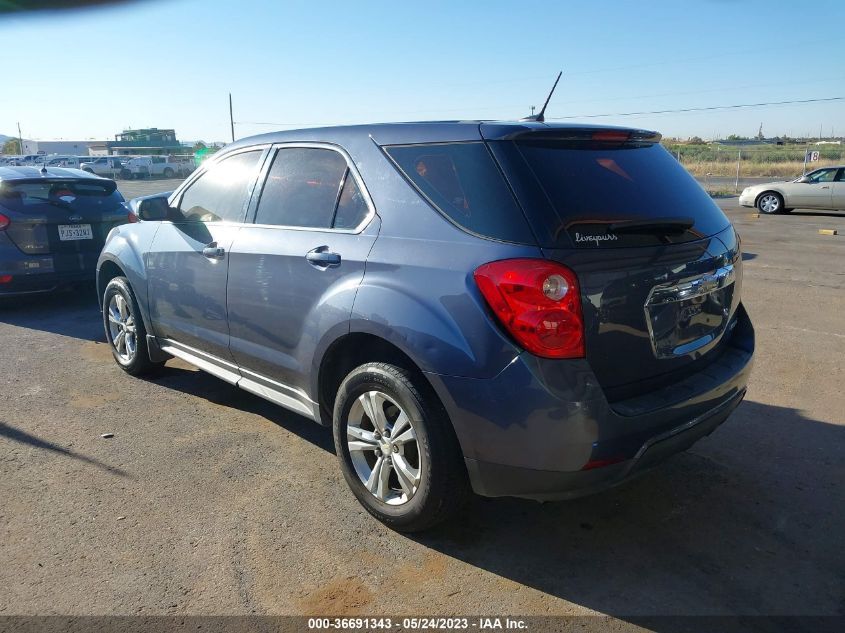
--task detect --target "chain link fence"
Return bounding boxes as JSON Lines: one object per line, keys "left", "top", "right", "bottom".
{"left": 663, "top": 143, "right": 845, "bottom": 193}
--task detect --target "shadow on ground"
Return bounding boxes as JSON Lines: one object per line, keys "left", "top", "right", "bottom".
{"left": 0, "top": 421, "right": 130, "bottom": 477}
{"left": 0, "top": 283, "right": 102, "bottom": 342}
{"left": 409, "top": 400, "right": 843, "bottom": 622}
{"left": 150, "top": 364, "right": 336, "bottom": 454}
{"left": 138, "top": 359, "right": 845, "bottom": 622}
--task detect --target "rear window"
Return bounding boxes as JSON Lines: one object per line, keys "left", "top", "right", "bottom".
{"left": 385, "top": 142, "right": 535, "bottom": 244}
{"left": 493, "top": 140, "right": 729, "bottom": 247}
{"left": 0, "top": 179, "right": 123, "bottom": 212}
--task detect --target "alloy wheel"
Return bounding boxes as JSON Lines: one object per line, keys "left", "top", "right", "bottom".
{"left": 759, "top": 194, "right": 780, "bottom": 213}
{"left": 107, "top": 294, "right": 137, "bottom": 363}
{"left": 346, "top": 390, "right": 422, "bottom": 505}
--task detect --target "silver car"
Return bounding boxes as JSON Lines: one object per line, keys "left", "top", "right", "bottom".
{"left": 739, "top": 166, "right": 845, "bottom": 214}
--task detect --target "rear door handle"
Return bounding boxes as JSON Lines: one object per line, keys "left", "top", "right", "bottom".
{"left": 306, "top": 246, "right": 341, "bottom": 268}
{"left": 202, "top": 242, "right": 225, "bottom": 259}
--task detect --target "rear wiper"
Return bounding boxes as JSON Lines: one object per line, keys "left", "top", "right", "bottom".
{"left": 609, "top": 217, "right": 694, "bottom": 235}
{"left": 28, "top": 196, "right": 72, "bottom": 209}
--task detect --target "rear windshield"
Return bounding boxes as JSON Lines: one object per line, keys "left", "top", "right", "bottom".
{"left": 384, "top": 142, "right": 535, "bottom": 244}
{"left": 491, "top": 140, "right": 730, "bottom": 247}
{"left": 0, "top": 179, "right": 123, "bottom": 212}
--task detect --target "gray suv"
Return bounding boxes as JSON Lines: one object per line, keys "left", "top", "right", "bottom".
{"left": 97, "top": 122, "right": 754, "bottom": 531}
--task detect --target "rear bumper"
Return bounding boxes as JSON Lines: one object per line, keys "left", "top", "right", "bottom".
{"left": 426, "top": 304, "right": 754, "bottom": 500}
{"left": 0, "top": 270, "right": 95, "bottom": 296}
{"left": 464, "top": 387, "right": 744, "bottom": 500}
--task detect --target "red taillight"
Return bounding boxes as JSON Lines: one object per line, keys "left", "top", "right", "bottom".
{"left": 0, "top": 213, "right": 9, "bottom": 231}
{"left": 0, "top": 274, "right": 12, "bottom": 284}
{"left": 592, "top": 130, "right": 630, "bottom": 142}
{"left": 474, "top": 258, "right": 585, "bottom": 359}
{"left": 581, "top": 456, "right": 626, "bottom": 471}
{"left": 127, "top": 212, "right": 139, "bottom": 223}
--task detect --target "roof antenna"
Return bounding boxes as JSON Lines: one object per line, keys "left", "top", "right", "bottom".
{"left": 520, "top": 71, "right": 562, "bottom": 123}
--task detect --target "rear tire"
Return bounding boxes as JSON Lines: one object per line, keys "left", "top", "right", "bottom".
{"left": 163, "top": 167, "right": 174, "bottom": 178}
{"left": 102, "top": 276, "right": 163, "bottom": 376}
{"left": 757, "top": 191, "right": 784, "bottom": 214}
{"left": 333, "top": 362, "right": 469, "bottom": 532}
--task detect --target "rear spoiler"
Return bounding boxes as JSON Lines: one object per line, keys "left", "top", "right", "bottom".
{"left": 482, "top": 124, "right": 661, "bottom": 144}
{"left": 0, "top": 177, "right": 117, "bottom": 193}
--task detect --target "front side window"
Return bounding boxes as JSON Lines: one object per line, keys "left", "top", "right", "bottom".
{"left": 807, "top": 168, "right": 836, "bottom": 183}
{"left": 255, "top": 147, "right": 357, "bottom": 229}
{"left": 176, "top": 150, "right": 262, "bottom": 223}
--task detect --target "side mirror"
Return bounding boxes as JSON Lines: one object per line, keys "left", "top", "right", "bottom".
{"left": 129, "top": 192, "right": 173, "bottom": 221}
{"left": 797, "top": 175, "right": 811, "bottom": 183}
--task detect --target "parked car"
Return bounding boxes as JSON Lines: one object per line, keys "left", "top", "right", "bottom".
{"left": 123, "top": 155, "right": 193, "bottom": 179}
{"left": 0, "top": 166, "right": 130, "bottom": 296}
{"left": 80, "top": 156, "right": 128, "bottom": 177}
{"left": 98, "top": 121, "right": 754, "bottom": 531}
{"left": 739, "top": 165, "right": 845, "bottom": 213}
{"left": 43, "top": 156, "right": 93, "bottom": 169}
{"left": 17, "top": 154, "right": 44, "bottom": 166}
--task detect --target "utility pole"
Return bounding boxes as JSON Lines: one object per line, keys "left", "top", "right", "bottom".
{"left": 530, "top": 106, "right": 535, "bottom": 116}
{"left": 17, "top": 122, "right": 23, "bottom": 154}
{"left": 229, "top": 93, "right": 235, "bottom": 143}
{"left": 734, "top": 150, "right": 741, "bottom": 194}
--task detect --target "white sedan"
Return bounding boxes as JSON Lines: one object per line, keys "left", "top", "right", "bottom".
{"left": 739, "top": 166, "right": 845, "bottom": 214}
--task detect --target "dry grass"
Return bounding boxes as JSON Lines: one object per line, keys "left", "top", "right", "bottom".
{"left": 682, "top": 160, "right": 833, "bottom": 179}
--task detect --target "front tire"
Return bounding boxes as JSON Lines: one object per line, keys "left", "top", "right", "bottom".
{"left": 163, "top": 167, "right": 174, "bottom": 178}
{"left": 102, "top": 276, "right": 162, "bottom": 376}
{"left": 757, "top": 191, "right": 784, "bottom": 214}
{"left": 333, "top": 363, "right": 468, "bottom": 532}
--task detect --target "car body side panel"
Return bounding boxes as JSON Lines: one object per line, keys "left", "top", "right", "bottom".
{"left": 146, "top": 222, "right": 241, "bottom": 361}
{"left": 785, "top": 181, "right": 833, "bottom": 208}
{"left": 227, "top": 216, "right": 381, "bottom": 395}
{"left": 96, "top": 221, "right": 161, "bottom": 336}
{"left": 832, "top": 179, "right": 845, "bottom": 208}
{"left": 336, "top": 133, "right": 541, "bottom": 380}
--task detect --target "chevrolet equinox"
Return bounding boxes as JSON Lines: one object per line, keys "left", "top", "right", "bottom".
{"left": 97, "top": 122, "right": 754, "bottom": 531}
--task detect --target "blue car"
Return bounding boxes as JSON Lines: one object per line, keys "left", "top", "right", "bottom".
{"left": 98, "top": 122, "right": 754, "bottom": 531}
{"left": 0, "top": 167, "right": 129, "bottom": 296}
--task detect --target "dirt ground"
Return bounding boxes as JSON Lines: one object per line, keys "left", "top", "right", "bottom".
{"left": 1, "top": 195, "right": 842, "bottom": 625}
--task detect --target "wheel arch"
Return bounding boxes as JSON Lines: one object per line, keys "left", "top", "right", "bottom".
{"left": 96, "top": 258, "right": 125, "bottom": 308}
{"left": 317, "top": 332, "right": 429, "bottom": 426}
{"left": 97, "top": 236, "right": 156, "bottom": 343}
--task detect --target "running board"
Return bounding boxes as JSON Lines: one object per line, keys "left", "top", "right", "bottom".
{"left": 158, "top": 340, "right": 318, "bottom": 422}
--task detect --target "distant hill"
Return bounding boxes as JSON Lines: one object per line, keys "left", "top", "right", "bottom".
{"left": 0, "top": 134, "right": 11, "bottom": 143}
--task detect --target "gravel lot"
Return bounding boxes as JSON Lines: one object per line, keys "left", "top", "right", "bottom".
{"left": 1, "top": 181, "right": 843, "bottom": 621}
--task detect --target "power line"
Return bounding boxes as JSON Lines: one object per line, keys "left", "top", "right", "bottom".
{"left": 234, "top": 96, "right": 844, "bottom": 129}
{"left": 548, "top": 97, "right": 844, "bottom": 120}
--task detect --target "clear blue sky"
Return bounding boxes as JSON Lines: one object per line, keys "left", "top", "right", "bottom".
{"left": 2, "top": 0, "right": 843, "bottom": 143}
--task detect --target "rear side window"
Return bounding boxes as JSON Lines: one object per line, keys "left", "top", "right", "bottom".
{"left": 176, "top": 150, "right": 262, "bottom": 223}
{"left": 333, "top": 174, "right": 369, "bottom": 229}
{"left": 495, "top": 140, "right": 730, "bottom": 246}
{"left": 255, "top": 147, "right": 369, "bottom": 230}
{"left": 385, "top": 142, "right": 534, "bottom": 244}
